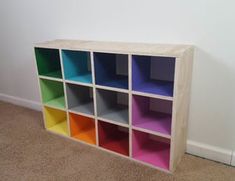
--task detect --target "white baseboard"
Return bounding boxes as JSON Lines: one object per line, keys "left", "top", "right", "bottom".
{"left": 0, "top": 93, "right": 42, "bottom": 111}
{"left": 186, "top": 140, "right": 233, "bottom": 165}
{"left": 0, "top": 93, "right": 234, "bottom": 165}
{"left": 231, "top": 152, "right": 235, "bottom": 166}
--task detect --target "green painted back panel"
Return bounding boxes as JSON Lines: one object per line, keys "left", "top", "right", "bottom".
{"left": 39, "top": 79, "right": 65, "bottom": 108}
{"left": 35, "top": 48, "right": 62, "bottom": 78}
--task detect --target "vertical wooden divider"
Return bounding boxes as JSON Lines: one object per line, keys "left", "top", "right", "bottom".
{"left": 91, "top": 51, "right": 99, "bottom": 146}
{"left": 59, "top": 48, "right": 70, "bottom": 136}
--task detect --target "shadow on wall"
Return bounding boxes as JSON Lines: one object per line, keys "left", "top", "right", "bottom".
{"left": 188, "top": 47, "right": 235, "bottom": 150}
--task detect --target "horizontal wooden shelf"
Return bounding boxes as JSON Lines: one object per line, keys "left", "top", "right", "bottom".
{"left": 35, "top": 39, "right": 192, "bottom": 57}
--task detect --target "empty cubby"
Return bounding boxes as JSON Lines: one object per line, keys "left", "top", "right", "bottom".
{"left": 98, "top": 121, "right": 129, "bottom": 156}
{"left": 132, "top": 55, "right": 175, "bottom": 96}
{"left": 94, "top": 52, "right": 128, "bottom": 89}
{"left": 132, "top": 95, "right": 172, "bottom": 136}
{"left": 96, "top": 88, "right": 129, "bottom": 124}
{"left": 62, "top": 50, "right": 92, "bottom": 84}
{"left": 69, "top": 112, "right": 96, "bottom": 145}
{"left": 132, "top": 130, "right": 170, "bottom": 170}
{"left": 66, "top": 83, "right": 94, "bottom": 115}
{"left": 35, "top": 48, "right": 62, "bottom": 78}
{"left": 44, "top": 106, "right": 68, "bottom": 136}
{"left": 39, "top": 79, "right": 65, "bottom": 109}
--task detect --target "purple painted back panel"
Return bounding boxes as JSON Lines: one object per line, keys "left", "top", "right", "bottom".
{"left": 132, "top": 95, "right": 149, "bottom": 125}
{"left": 132, "top": 95, "right": 172, "bottom": 135}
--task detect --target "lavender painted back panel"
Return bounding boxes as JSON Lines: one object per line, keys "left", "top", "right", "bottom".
{"left": 132, "top": 55, "right": 174, "bottom": 96}
{"left": 150, "top": 56, "right": 175, "bottom": 82}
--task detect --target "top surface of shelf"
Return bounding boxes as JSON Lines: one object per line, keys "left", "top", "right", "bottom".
{"left": 35, "top": 39, "right": 193, "bottom": 58}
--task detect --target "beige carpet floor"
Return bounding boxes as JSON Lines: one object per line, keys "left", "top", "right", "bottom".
{"left": 0, "top": 101, "right": 234, "bottom": 181}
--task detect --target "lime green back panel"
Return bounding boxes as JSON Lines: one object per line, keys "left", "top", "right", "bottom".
{"left": 39, "top": 79, "right": 65, "bottom": 105}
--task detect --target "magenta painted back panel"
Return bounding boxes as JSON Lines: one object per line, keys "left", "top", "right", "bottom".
{"left": 132, "top": 130, "right": 170, "bottom": 170}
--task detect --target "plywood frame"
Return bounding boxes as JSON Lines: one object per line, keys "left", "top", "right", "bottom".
{"left": 34, "top": 39, "right": 194, "bottom": 173}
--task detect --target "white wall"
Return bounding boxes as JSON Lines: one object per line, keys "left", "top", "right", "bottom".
{"left": 0, "top": 0, "right": 235, "bottom": 162}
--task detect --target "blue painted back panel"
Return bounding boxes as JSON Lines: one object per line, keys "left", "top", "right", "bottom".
{"left": 94, "top": 52, "right": 128, "bottom": 89}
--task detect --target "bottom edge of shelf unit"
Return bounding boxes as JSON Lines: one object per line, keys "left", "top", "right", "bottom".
{"left": 45, "top": 129, "right": 172, "bottom": 173}
{"left": 46, "top": 129, "right": 70, "bottom": 138}
{"left": 72, "top": 135, "right": 96, "bottom": 145}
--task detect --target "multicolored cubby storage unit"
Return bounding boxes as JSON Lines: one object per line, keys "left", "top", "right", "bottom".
{"left": 34, "top": 40, "right": 193, "bottom": 173}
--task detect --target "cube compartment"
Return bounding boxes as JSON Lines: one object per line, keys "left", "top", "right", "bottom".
{"left": 62, "top": 50, "right": 92, "bottom": 84}
{"left": 98, "top": 121, "right": 129, "bottom": 156}
{"left": 35, "top": 48, "right": 62, "bottom": 78}
{"left": 69, "top": 113, "right": 96, "bottom": 145}
{"left": 96, "top": 88, "right": 129, "bottom": 124}
{"left": 132, "top": 130, "right": 170, "bottom": 170}
{"left": 66, "top": 83, "right": 94, "bottom": 115}
{"left": 44, "top": 106, "right": 68, "bottom": 136}
{"left": 132, "top": 55, "right": 175, "bottom": 96}
{"left": 132, "top": 95, "right": 172, "bottom": 136}
{"left": 40, "top": 79, "right": 65, "bottom": 109}
{"left": 94, "top": 52, "right": 128, "bottom": 89}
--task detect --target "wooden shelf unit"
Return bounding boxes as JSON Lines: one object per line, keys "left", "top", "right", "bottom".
{"left": 34, "top": 39, "right": 194, "bottom": 173}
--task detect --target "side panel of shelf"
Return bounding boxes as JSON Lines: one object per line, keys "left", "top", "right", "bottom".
{"left": 128, "top": 54, "right": 132, "bottom": 157}
{"left": 170, "top": 48, "right": 194, "bottom": 171}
